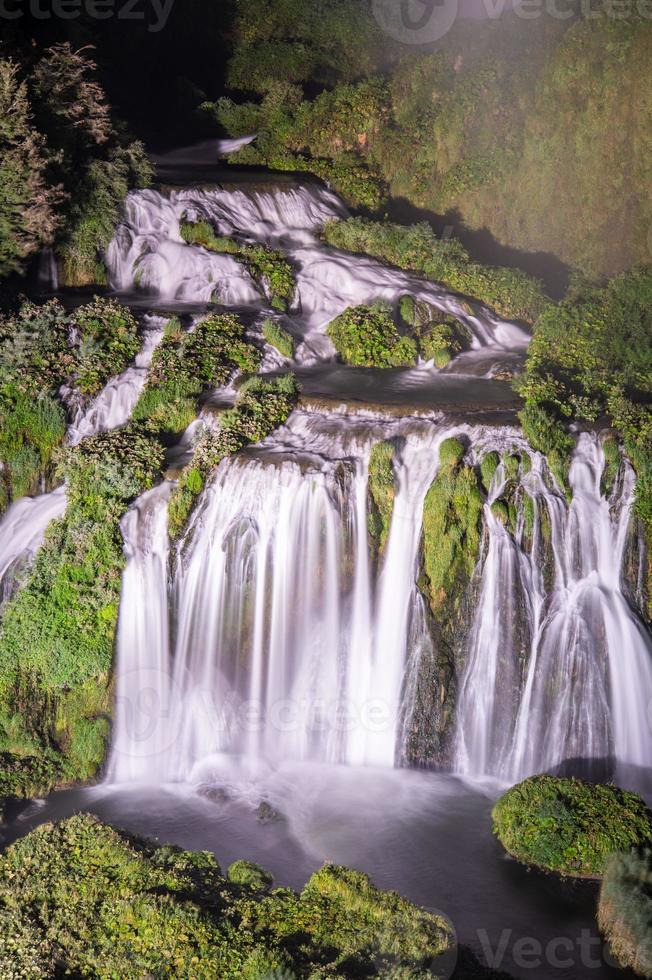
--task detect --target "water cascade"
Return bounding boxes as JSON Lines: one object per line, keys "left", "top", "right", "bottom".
{"left": 456, "top": 433, "right": 652, "bottom": 780}
{"left": 106, "top": 185, "right": 529, "bottom": 361}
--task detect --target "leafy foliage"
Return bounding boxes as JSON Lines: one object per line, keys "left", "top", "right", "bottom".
{"left": 215, "top": 11, "right": 652, "bottom": 278}
{"left": 0, "top": 812, "right": 456, "bottom": 979}
{"left": 598, "top": 847, "right": 652, "bottom": 977}
{"left": 0, "top": 60, "right": 59, "bottom": 278}
{"left": 327, "top": 303, "right": 417, "bottom": 368}
{"left": 492, "top": 775, "right": 652, "bottom": 877}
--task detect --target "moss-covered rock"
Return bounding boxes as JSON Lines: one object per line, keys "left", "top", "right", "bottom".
{"left": 598, "top": 847, "right": 652, "bottom": 978}
{"left": 492, "top": 775, "right": 652, "bottom": 878}
{"left": 367, "top": 439, "right": 396, "bottom": 558}
{"left": 421, "top": 437, "right": 483, "bottom": 632}
{"left": 0, "top": 812, "right": 459, "bottom": 978}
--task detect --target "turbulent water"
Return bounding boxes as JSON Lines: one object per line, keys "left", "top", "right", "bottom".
{"left": 106, "top": 183, "right": 528, "bottom": 363}
{"left": 107, "top": 408, "right": 652, "bottom": 786}
{"left": 456, "top": 433, "right": 652, "bottom": 781}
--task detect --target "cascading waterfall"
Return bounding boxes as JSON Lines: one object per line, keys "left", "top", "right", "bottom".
{"left": 106, "top": 184, "right": 529, "bottom": 360}
{"left": 0, "top": 486, "right": 67, "bottom": 604}
{"left": 108, "top": 413, "right": 461, "bottom": 783}
{"left": 456, "top": 432, "right": 652, "bottom": 780}
{"left": 107, "top": 410, "right": 652, "bottom": 786}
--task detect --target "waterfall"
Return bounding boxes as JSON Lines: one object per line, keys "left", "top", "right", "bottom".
{"left": 455, "top": 432, "right": 652, "bottom": 780}
{"left": 107, "top": 412, "right": 462, "bottom": 783}
{"left": 66, "top": 315, "right": 166, "bottom": 446}
{"left": 106, "top": 185, "right": 529, "bottom": 360}
{"left": 0, "top": 487, "right": 67, "bottom": 605}
{"left": 107, "top": 414, "right": 652, "bottom": 787}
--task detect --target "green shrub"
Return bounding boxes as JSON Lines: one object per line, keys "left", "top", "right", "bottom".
{"left": 261, "top": 318, "right": 295, "bottom": 358}
{"left": 73, "top": 297, "right": 140, "bottom": 395}
{"left": 0, "top": 813, "right": 456, "bottom": 978}
{"left": 327, "top": 303, "right": 416, "bottom": 368}
{"left": 492, "top": 775, "right": 652, "bottom": 878}
{"left": 598, "top": 847, "right": 652, "bottom": 977}
{"left": 227, "top": 859, "right": 273, "bottom": 890}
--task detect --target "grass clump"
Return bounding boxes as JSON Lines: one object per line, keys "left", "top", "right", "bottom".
{"left": 421, "top": 437, "right": 483, "bottom": 628}
{"left": 598, "top": 848, "right": 652, "bottom": 977}
{"left": 180, "top": 219, "right": 295, "bottom": 311}
{"left": 0, "top": 812, "right": 457, "bottom": 978}
{"left": 72, "top": 297, "right": 140, "bottom": 396}
{"left": 492, "top": 775, "right": 652, "bottom": 878}
{"left": 327, "top": 302, "right": 417, "bottom": 368}
{"left": 261, "top": 317, "right": 294, "bottom": 358}
{"left": 367, "top": 440, "right": 396, "bottom": 556}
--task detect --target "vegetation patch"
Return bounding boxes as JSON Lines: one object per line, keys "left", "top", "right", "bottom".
{"left": 492, "top": 775, "right": 652, "bottom": 878}
{"left": 168, "top": 373, "right": 299, "bottom": 539}
{"left": 327, "top": 302, "right": 417, "bottom": 368}
{"left": 180, "top": 219, "right": 295, "bottom": 310}
{"left": 598, "top": 847, "right": 652, "bottom": 977}
{"left": 0, "top": 812, "right": 457, "bottom": 978}
{"left": 261, "top": 317, "right": 294, "bottom": 358}
{"left": 421, "top": 437, "right": 483, "bottom": 633}
{"left": 0, "top": 312, "right": 266, "bottom": 794}
{"left": 367, "top": 439, "right": 396, "bottom": 557}
{"left": 0, "top": 297, "right": 144, "bottom": 512}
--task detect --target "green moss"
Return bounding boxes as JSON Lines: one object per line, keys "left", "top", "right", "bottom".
{"left": 0, "top": 812, "right": 456, "bottom": 978}
{"left": 598, "top": 847, "right": 652, "bottom": 977}
{"left": 261, "top": 318, "right": 295, "bottom": 359}
{"left": 73, "top": 297, "right": 140, "bottom": 396}
{"left": 422, "top": 438, "right": 483, "bottom": 626}
{"left": 601, "top": 435, "right": 621, "bottom": 497}
{"left": 367, "top": 440, "right": 396, "bottom": 556}
{"left": 490, "top": 500, "right": 509, "bottom": 526}
{"left": 492, "top": 775, "right": 652, "bottom": 878}
{"left": 167, "top": 374, "right": 299, "bottom": 540}
{"left": 480, "top": 451, "right": 500, "bottom": 493}
{"left": 522, "top": 493, "right": 536, "bottom": 544}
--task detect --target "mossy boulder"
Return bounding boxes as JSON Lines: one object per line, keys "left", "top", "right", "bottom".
{"left": 421, "top": 437, "right": 483, "bottom": 632}
{"left": 492, "top": 775, "right": 652, "bottom": 878}
{"left": 0, "top": 812, "right": 459, "bottom": 978}
{"left": 598, "top": 847, "right": 652, "bottom": 978}
{"left": 367, "top": 439, "right": 396, "bottom": 557}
